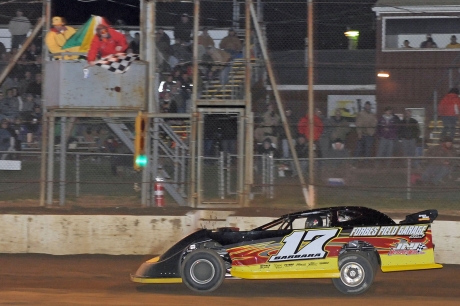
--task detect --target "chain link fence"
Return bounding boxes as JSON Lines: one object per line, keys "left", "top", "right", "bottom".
{"left": 1, "top": 1, "right": 459, "bottom": 215}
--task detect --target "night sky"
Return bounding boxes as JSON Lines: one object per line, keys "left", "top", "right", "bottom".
{"left": 47, "top": 0, "right": 377, "bottom": 50}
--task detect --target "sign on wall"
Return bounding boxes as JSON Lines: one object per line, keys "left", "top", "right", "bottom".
{"left": 327, "top": 95, "right": 377, "bottom": 119}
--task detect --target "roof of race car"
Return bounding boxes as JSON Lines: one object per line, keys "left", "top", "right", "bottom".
{"left": 278, "top": 206, "right": 391, "bottom": 219}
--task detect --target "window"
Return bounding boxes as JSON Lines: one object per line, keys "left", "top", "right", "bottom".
{"left": 382, "top": 16, "right": 460, "bottom": 51}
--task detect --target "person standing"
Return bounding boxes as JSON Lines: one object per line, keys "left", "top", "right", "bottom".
{"left": 420, "top": 136, "right": 455, "bottom": 185}
{"left": 398, "top": 109, "right": 420, "bottom": 157}
{"left": 87, "top": 24, "right": 128, "bottom": 65}
{"left": 174, "top": 13, "right": 192, "bottom": 44}
{"left": 355, "top": 101, "right": 377, "bottom": 158}
{"left": 376, "top": 106, "right": 400, "bottom": 165}
{"left": 438, "top": 87, "right": 460, "bottom": 140}
{"left": 219, "top": 29, "right": 242, "bottom": 58}
{"left": 45, "top": 17, "right": 79, "bottom": 59}
{"left": 297, "top": 109, "right": 324, "bottom": 157}
{"left": 8, "top": 9, "right": 31, "bottom": 49}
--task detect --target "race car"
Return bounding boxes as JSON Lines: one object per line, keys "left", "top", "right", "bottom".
{"left": 131, "top": 206, "right": 442, "bottom": 295}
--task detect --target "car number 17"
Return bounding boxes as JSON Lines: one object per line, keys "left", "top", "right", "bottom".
{"left": 269, "top": 229, "right": 340, "bottom": 262}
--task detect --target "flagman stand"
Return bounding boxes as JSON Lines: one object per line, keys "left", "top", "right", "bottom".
{"left": 42, "top": 60, "right": 148, "bottom": 207}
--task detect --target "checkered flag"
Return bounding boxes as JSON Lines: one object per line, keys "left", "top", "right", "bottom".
{"left": 95, "top": 53, "right": 140, "bottom": 74}
{"left": 416, "top": 244, "right": 426, "bottom": 253}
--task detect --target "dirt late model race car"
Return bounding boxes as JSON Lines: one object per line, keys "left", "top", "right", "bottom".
{"left": 131, "top": 206, "right": 442, "bottom": 295}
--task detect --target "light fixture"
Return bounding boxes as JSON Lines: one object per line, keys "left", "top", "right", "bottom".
{"left": 377, "top": 71, "right": 390, "bottom": 78}
{"left": 344, "top": 30, "right": 360, "bottom": 38}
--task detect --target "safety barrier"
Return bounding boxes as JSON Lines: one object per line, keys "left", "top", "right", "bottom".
{"left": 0, "top": 211, "right": 457, "bottom": 265}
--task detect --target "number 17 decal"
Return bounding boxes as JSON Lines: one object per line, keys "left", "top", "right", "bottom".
{"left": 269, "top": 229, "right": 340, "bottom": 262}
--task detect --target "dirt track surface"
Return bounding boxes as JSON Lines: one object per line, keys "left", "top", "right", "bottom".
{"left": 0, "top": 254, "right": 459, "bottom": 305}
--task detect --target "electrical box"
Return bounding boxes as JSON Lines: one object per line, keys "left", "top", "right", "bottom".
{"left": 44, "top": 60, "right": 147, "bottom": 110}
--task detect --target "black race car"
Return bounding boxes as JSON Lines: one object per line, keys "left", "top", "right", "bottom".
{"left": 131, "top": 206, "right": 442, "bottom": 295}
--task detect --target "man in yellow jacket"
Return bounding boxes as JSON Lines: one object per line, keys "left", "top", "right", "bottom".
{"left": 45, "top": 16, "right": 79, "bottom": 59}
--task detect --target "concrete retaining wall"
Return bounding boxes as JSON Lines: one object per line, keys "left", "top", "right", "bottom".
{"left": 0, "top": 213, "right": 458, "bottom": 264}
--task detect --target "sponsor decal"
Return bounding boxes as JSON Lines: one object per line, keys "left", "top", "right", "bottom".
{"left": 284, "top": 263, "right": 294, "bottom": 268}
{"left": 418, "top": 214, "right": 431, "bottom": 222}
{"left": 260, "top": 264, "right": 270, "bottom": 269}
{"left": 350, "top": 225, "right": 428, "bottom": 238}
{"left": 319, "top": 262, "right": 329, "bottom": 265}
{"left": 308, "top": 262, "right": 318, "bottom": 266}
{"left": 269, "top": 229, "right": 340, "bottom": 262}
{"left": 388, "top": 242, "right": 426, "bottom": 256}
{"left": 296, "top": 263, "right": 307, "bottom": 267}
{"left": 274, "top": 264, "right": 283, "bottom": 269}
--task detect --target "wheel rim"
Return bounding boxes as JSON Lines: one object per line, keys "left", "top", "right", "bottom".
{"left": 340, "top": 262, "right": 365, "bottom": 287}
{"left": 189, "top": 259, "right": 215, "bottom": 285}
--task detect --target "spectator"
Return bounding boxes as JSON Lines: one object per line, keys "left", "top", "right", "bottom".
{"left": 25, "top": 73, "right": 42, "bottom": 97}
{"left": 129, "top": 32, "right": 140, "bottom": 54}
{"left": 297, "top": 109, "right": 324, "bottom": 156}
{"left": 0, "top": 75, "right": 20, "bottom": 95}
{"left": 206, "top": 46, "right": 232, "bottom": 85}
{"left": 157, "top": 28, "right": 171, "bottom": 49}
{"left": 8, "top": 9, "right": 31, "bottom": 49}
{"left": 170, "top": 83, "right": 186, "bottom": 113}
{"left": 420, "top": 136, "right": 455, "bottom": 185}
{"left": 156, "top": 28, "right": 171, "bottom": 69}
{"left": 171, "top": 38, "right": 192, "bottom": 66}
{"left": 257, "top": 137, "right": 279, "bottom": 157}
{"left": 18, "top": 71, "right": 33, "bottom": 96}
{"left": 174, "top": 13, "right": 192, "bottom": 44}
{"left": 219, "top": 29, "right": 242, "bottom": 58}
{"left": 25, "top": 43, "right": 40, "bottom": 61}
{"left": 20, "top": 93, "right": 36, "bottom": 113}
{"left": 438, "top": 87, "right": 460, "bottom": 140}
{"left": 11, "top": 116, "right": 27, "bottom": 150}
{"left": 291, "top": 134, "right": 309, "bottom": 177}
{"left": 161, "top": 74, "right": 175, "bottom": 93}
{"left": 198, "top": 27, "right": 214, "bottom": 61}
{"left": 87, "top": 24, "right": 128, "bottom": 64}
{"left": 279, "top": 107, "right": 298, "bottom": 159}
{"left": 0, "top": 119, "right": 14, "bottom": 155}
{"left": 420, "top": 34, "right": 437, "bottom": 48}
{"left": 160, "top": 92, "right": 177, "bottom": 113}
{"left": 221, "top": 115, "right": 238, "bottom": 156}
{"left": 327, "top": 109, "right": 351, "bottom": 145}
{"left": 402, "top": 40, "right": 412, "bottom": 49}
{"left": 29, "top": 56, "right": 42, "bottom": 75}
{"left": 446, "top": 35, "right": 460, "bottom": 48}
{"left": 24, "top": 103, "right": 42, "bottom": 142}
{"left": 0, "top": 41, "right": 6, "bottom": 55}
{"left": 254, "top": 103, "right": 281, "bottom": 146}
{"left": 376, "top": 106, "right": 400, "bottom": 165}
{"left": 355, "top": 101, "right": 377, "bottom": 158}
{"left": 104, "top": 135, "right": 120, "bottom": 176}
{"left": 0, "top": 88, "right": 19, "bottom": 120}
{"left": 45, "top": 16, "right": 79, "bottom": 59}
{"left": 123, "top": 30, "right": 134, "bottom": 45}
{"left": 398, "top": 109, "right": 420, "bottom": 157}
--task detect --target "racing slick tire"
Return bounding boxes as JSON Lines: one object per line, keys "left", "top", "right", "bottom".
{"left": 181, "top": 249, "right": 226, "bottom": 293}
{"left": 332, "top": 252, "right": 375, "bottom": 295}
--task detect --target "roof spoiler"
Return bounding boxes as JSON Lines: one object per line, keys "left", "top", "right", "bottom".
{"left": 399, "top": 209, "right": 438, "bottom": 224}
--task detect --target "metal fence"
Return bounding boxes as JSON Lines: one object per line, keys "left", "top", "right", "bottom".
{"left": 1, "top": 1, "right": 460, "bottom": 215}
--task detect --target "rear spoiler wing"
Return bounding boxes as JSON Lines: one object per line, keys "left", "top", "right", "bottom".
{"left": 399, "top": 209, "right": 438, "bottom": 224}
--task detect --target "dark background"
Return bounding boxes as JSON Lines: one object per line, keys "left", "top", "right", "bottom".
{"left": 1, "top": 0, "right": 378, "bottom": 50}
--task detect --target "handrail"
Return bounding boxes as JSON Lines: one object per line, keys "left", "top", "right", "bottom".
{"left": 157, "top": 118, "right": 189, "bottom": 150}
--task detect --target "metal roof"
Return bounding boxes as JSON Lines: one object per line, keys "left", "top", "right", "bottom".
{"left": 375, "top": 0, "right": 460, "bottom": 7}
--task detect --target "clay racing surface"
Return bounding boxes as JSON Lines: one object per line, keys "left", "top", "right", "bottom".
{"left": 0, "top": 254, "right": 459, "bottom": 305}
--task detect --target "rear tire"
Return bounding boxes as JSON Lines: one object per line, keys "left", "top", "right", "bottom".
{"left": 332, "top": 252, "right": 374, "bottom": 295}
{"left": 181, "top": 249, "right": 225, "bottom": 293}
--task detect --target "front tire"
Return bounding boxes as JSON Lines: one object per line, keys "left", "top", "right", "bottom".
{"left": 181, "top": 249, "right": 225, "bottom": 293}
{"left": 332, "top": 252, "right": 374, "bottom": 295}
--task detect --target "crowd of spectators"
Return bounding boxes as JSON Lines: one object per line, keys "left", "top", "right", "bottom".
{"left": 0, "top": 40, "right": 43, "bottom": 155}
